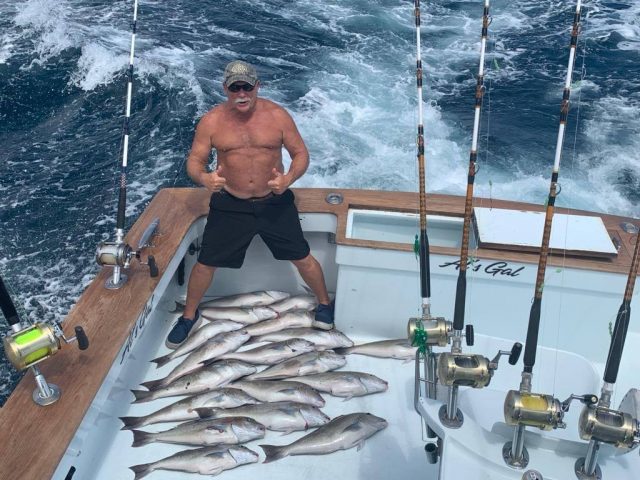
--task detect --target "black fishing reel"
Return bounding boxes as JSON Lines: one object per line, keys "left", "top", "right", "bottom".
{"left": 96, "top": 218, "right": 160, "bottom": 289}
{"left": 3, "top": 321, "right": 89, "bottom": 406}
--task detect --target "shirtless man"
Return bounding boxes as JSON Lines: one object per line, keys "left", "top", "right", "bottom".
{"left": 166, "top": 60, "right": 334, "bottom": 348}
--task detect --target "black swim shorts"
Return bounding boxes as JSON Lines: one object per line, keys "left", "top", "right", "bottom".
{"left": 198, "top": 189, "right": 310, "bottom": 268}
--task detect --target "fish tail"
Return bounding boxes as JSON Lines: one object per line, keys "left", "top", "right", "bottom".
{"left": 260, "top": 444, "right": 287, "bottom": 463}
{"left": 169, "top": 301, "right": 185, "bottom": 313}
{"left": 119, "top": 416, "right": 145, "bottom": 430}
{"left": 150, "top": 353, "right": 173, "bottom": 368}
{"left": 129, "top": 463, "right": 153, "bottom": 480}
{"left": 140, "top": 378, "right": 167, "bottom": 391}
{"left": 131, "top": 429, "right": 155, "bottom": 447}
{"left": 131, "top": 389, "right": 154, "bottom": 403}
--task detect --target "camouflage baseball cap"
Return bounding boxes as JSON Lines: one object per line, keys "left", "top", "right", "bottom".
{"left": 223, "top": 60, "right": 258, "bottom": 87}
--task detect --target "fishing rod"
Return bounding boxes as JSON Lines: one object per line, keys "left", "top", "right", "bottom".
{"left": 1, "top": 272, "right": 88, "bottom": 406}
{"left": 502, "top": 1, "right": 598, "bottom": 468}
{"left": 435, "top": 0, "right": 522, "bottom": 429}
{"left": 407, "top": 0, "right": 452, "bottom": 442}
{"left": 95, "top": 0, "right": 159, "bottom": 289}
{"left": 574, "top": 226, "right": 640, "bottom": 479}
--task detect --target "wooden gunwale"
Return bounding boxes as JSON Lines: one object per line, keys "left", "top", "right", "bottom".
{"left": 0, "top": 186, "right": 637, "bottom": 480}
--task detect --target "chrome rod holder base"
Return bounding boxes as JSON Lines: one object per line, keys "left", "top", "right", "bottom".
{"left": 574, "top": 458, "right": 602, "bottom": 480}
{"left": 438, "top": 404, "right": 463, "bottom": 428}
{"left": 32, "top": 383, "right": 60, "bottom": 406}
{"left": 105, "top": 272, "right": 128, "bottom": 290}
{"left": 503, "top": 441, "right": 530, "bottom": 469}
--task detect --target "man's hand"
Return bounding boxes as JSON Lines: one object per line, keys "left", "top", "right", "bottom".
{"left": 201, "top": 165, "right": 226, "bottom": 193}
{"left": 267, "top": 168, "right": 290, "bottom": 195}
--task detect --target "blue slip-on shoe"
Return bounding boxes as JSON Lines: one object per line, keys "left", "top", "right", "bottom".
{"left": 312, "top": 302, "right": 335, "bottom": 330}
{"left": 165, "top": 309, "right": 202, "bottom": 349}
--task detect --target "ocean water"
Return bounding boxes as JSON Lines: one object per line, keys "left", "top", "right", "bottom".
{"left": 0, "top": 0, "right": 638, "bottom": 404}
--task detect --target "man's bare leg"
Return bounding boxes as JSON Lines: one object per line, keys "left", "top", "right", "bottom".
{"left": 184, "top": 262, "right": 217, "bottom": 319}
{"left": 291, "top": 254, "right": 330, "bottom": 305}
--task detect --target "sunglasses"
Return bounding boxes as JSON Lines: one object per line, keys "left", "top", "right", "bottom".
{"left": 228, "top": 82, "right": 255, "bottom": 93}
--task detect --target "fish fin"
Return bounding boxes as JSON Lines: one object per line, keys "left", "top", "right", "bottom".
{"left": 119, "top": 416, "right": 144, "bottom": 430}
{"left": 343, "top": 422, "right": 364, "bottom": 434}
{"left": 150, "top": 353, "right": 173, "bottom": 368}
{"left": 333, "top": 347, "right": 349, "bottom": 355}
{"left": 131, "top": 429, "right": 154, "bottom": 448}
{"left": 129, "top": 463, "right": 153, "bottom": 480}
{"left": 260, "top": 444, "right": 287, "bottom": 463}
{"left": 356, "top": 440, "right": 365, "bottom": 452}
{"left": 140, "top": 378, "right": 166, "bottom": 391}
{"left": 402, "top": 358, "right": 412, "bottom": 365}
{"left": 341, "top": 395, "right": 353, "bottom": 402}
{"left": 130, "top": 389, "right": 153, "bottom": 403}
{"left": 279, "top": 429, "right": 296, "bottom": 436}
{"left": 194, "top": 407, "right": 218, "bottom": 419}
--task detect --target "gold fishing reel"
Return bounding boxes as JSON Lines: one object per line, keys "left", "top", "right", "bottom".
{"left": 407, "top": 316, "right": 452, "bottom": 347}
{"left": 3, "top": 323, "right": 60, "bottom": 371}
{"left": 438, "top": 343, "right": 523, "bottom": 389}
{"left": 578, "top": 406, "right": 639, "bottom": 450}
{"left": 3, "top": 322, "right": 89, "bottom": 406}
{"left": 504, "top": 391, "right": 567, "bottom": 430}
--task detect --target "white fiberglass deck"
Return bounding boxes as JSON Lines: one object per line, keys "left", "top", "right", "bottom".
{"left": 73, "top": 310, "right": 432, "bottom": 480}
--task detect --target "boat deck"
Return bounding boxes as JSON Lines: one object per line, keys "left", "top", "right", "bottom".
{"left": 1, "top": 187, "right": 639, "bottom": 480}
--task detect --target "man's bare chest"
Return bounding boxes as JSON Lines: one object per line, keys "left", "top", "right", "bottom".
{"left": 213, "top": 124, "right": 283, "bottom": 152}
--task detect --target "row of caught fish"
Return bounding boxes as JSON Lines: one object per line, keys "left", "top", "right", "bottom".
{"left": 129, "top": 412, "right": 388, "bottom": 479}
{"left": 124, "top": 291, "right": 397, "bottom": 477}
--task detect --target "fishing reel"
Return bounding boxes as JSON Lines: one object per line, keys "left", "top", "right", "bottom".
{"left": 3, "top": 321, "right": 89, "bottom": 406}
{"left": 502, "top": 382, "right": 598, "bottom": 468}
{"left": 96, "top": 218, "right": 160, "bottom": 289}
{"left": 438, "top": 343, "right": 523, "bottom": 389}
{"left": 437, "top": 340, "right": 523, "bottom": 428}
{"left": 575, "top": 388, "right": 640, "bottom": 480}
{"left": 407, "top": 316, "right": 453, "bottom": 348}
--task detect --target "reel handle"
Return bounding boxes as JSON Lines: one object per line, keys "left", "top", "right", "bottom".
{"left": 148, "top": 255, "right": 158, "bottom": 277}
{"left": 465, "top": 324, "right": 474, "bottom": 346}
{"left": 74, "top": 326, "right": 89, "bottom": 350}
{"left": 561, "top": 393, "right": 599, "bottom": 412}
{"left": 509, "top": 342, "right": 523, "bottom": 365}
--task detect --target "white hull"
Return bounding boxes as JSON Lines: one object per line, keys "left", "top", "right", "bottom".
{"left": 49, "top": 207, "right": 640, "bottom": 479}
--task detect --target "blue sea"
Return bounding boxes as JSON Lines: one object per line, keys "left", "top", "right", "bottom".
{"left": 1, "top": 0, "right": 639, "bottom": 403}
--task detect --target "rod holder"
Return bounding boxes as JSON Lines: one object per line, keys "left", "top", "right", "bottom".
{"left": 425, "top": 442, "right": 439, "bottom": 464}
{"left": 436, "top": 342, "right": 522, "bottom": 429}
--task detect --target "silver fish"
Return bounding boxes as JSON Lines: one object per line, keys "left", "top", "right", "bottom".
{"left": 145, "top": 330, "right": 250, "bottom": 388}
{"left": 129, "top": 445, "right": 259, "bottom": 480}
{"left": 268, "top": 294, "right": 317, "bottom": 314}
{"left": 196, "top": 401, "right": 330, "bottom": 433}
{"left": 288, "top": 371, "right": 389, "bottom": 400}
{"left": 230, "top": 380, "right": 325, "bottom": 407}
{"left": 131, "top": 360, "right": 256, "bottom": 403}
{"left": 152, "top": 319, "right": 245, "bottom": 368}
{"left": 260, "top": 412, "right": 388, "bottom": 463}
{"left": 200, "top": 306, "right": 278, "bottom": 324}
{"left": 244, "top": 310, "right": 314, "bottom": 337}
{"left": 335, "top": 339, "right": 417, "bottom": 360}
{"left": 220, "top": 339, "right": 316, "bottom": 365}
{"left": 119, "top": 388, "right": 260, "bottom": 429}
{"left": 245, "top": 351, "right": 346, "bottom": 381}
{"left": 130, "top": 416, "right": 266, "bottom": 447}
{"left": 251, "top": 328, "right": 354, "bottom": 351}
{"left": 200, "top": 290, "right": 290, "bottom": 308}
